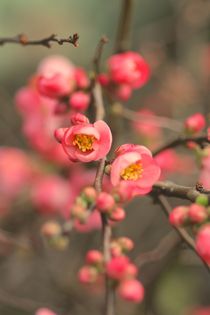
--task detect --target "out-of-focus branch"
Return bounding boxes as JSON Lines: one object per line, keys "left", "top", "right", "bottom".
{"left": 92, "top": 48, "right": 114, "bottom": 315}
{"left": 135, "top": 231, "right": 181, "bottom": 267}
{"left": 152, "top": 181, "right": 210, "bottom": 203}
{"left": 0, "top": 33, "right": 79, "bottom": 48}
{"left": 115, "top": 0, "right": 134, "bottom": 52}
{"left": 93, "top": 36, "right": 109, "bottom": 74}
{"left": 156, "top": 195, "right": 210, "bottom": 273}
{"left": 153, "top": 134, "right": 210, "bottom": 156}
{"left": 112, "top": 103, "right": 182, "bottom": 132}
{"left": 0, "top": 228, "right": 30, "bottom": 251}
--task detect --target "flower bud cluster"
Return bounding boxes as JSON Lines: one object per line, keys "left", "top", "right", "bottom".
{"left": 97, "top": 51, "right": 150, "bottom": 101}
{"left": 41, "top": 221, "right": 69, "bottom": 250}
{"left": 96, "top": 191, "right": 126, "bottom": 222}
{"left": 169, "top": 196, "right": 210, "bottom": 264}
{"left": 37, "top": 57, "right": 91, "bottom": 113}
{"left": 78, "top": 237, "right": 144, "bottom": 303}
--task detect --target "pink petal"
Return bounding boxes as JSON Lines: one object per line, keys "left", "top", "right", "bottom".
{"left": 94, "top": 120, "right": 112, "bottom": 159}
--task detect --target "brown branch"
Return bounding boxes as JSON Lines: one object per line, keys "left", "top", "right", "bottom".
{"left": 114, "top": 0, "right": 134, "bottom": 52}
{"left": 156, "top": 194, "right": 210, "bottom": 273}
{"left": 0, "top": 33, "right": 79, "bottom": 48}
{"left": 0, "top": 228, "right": 30, "bottom": 251}
{"left": 93, "top": 36, "right": 109, "bottom": 74}
{"left": 135, "top": 231, "right": 181, "bottom": 267}
{"left": 152, "top": 181, "right": 210, "bottom": 203}
{"left": 153, "top": 134, "right": 210, "bottom": 156}
{"left": 92, "top": 52, "right": 114, "bottom": 315}
{"left": 112, "top": 103, "right": 182, "bottom": 132}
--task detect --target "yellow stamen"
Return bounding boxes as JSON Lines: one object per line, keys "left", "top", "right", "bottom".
{"left": 73, "top": 134, "right": 96, "bottom": 152}
{"left": 120, "top": 162, "right": 143, "bottom": 180}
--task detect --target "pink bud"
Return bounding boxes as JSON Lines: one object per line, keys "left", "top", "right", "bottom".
{"left": 70, "top": 113, "right": 90, "bottom": 125}
{"left": 106, "top": 256, "right": 130, "bottom": 280}
{"left": 109, "top": 207, "right": 126, "bottom": 222}
{"left": 69, "top": 91, "right": 90, "bottom": 111}
{"left": 188, "top": 203, "right": 207, "bottom": 223}
{"left": 85, "top": 250, "right": 103, "bottom": 265}
{"left": 185, "top": 113, "right": 206, "bottom": 133}
{"left": 97, "top": 73, "right": 110, "bottom": 86}
{"left": 54, "top": 128, "right": 68, "bottom": 143}
{"left": 169, "top": 206, "right": 189, "bottom": 226}
{"left": 115, "top": 84, "right": 132, "bottom": 101}
{"left": 78, "top": 265, "right": 98, "bottom": 284}
{"left": 74, "top": 67, "right": 89, "bottom": 88}
{"left": 35, "top": 308, "right": 57, "bottom": 315}
{"left": 196, "top": 224, "right": 210, "bottom": 264}
{"left": 118, "top": 279, "right": 144, "bottom": 303}
{"left": 96, "top": 192, "right": 115, "bottom": 213}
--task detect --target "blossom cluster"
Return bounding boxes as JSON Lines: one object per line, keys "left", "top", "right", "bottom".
{"left": 78, "top": 237, "right": 144, "bottom": 303}
{"left": 98, "top": 51, "right": 150, "bottom": 100}
{"left": 169, "top": 195, "right": 210, "bottom": 264}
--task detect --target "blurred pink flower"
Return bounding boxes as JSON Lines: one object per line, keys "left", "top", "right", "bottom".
{"left": 35, "top": 308, "right": 57, "bottom": 315}
{"left": 31, "top": 175, "right": 73, "bottom": 217}
{"left": 108, "top": 51, "right": 150, "bottom": 89}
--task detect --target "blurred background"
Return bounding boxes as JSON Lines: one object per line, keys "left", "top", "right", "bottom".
{"left": 0, "top": 1, "right": 210, "bottom": 315}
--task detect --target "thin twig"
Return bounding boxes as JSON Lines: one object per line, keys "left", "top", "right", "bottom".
{"left": 152, "top": 181, "right": 210, "bottom": 203}
{"left": 115, "top": 0, "right": 134, "bottom": 52}
{"left": 92, "top": 45, "right": 114, "bottom": 315}
{"left": 135, "top": 231, "right": 181, "bottom": 267}
{"left": 157, "top": 194, "right": 210, "bottom": 273}
{"left": 0, "top": 33, "right": 79, "bottom": 48}
{"left": 112, "top": 103, "right": 183, "bottom": 132}
{"left": 153, "top": 134, "right": 210, "bottom": 156}
{"left": 0, "top": 228, "right": 30, "bottom": 251}
{"left": 93, "top": 36, "right": 109, "bottom": 74}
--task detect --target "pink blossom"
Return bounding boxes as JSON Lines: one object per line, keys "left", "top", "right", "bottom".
{"left": 115, "top": 84, "right": 132, "bottom": 101}
{"left": 31, "top": 175, "right": 72, "bottom": 217}
{"left": 132, "top": 109, "right": 162, "bottom": 140}
{"left": 185, "top": 113, "right": 206, "bottom": 133}
{"left": 196, "top": 224, "right": 210, "bottom": 264}
{"left": 15, "top": 87, "right": 69, "bottom": 165}
{"left": 37, "top": 73, "right": 72, "bottom": 98}
{"left": 0, "top": 147, "right": 33, "bottom": 199}
{"left": 169, "top": 206, "right": 189, "bottom": 226}
{"left": 37, "top": 55, "right": 75, "bottom": 78}
{"left": 110, "top": 144, "right": 160, "bottom": 197}
{"left": 37, "top": 55, "right": 75, "bottom": 98}
{"left": 188, "top": 203, "right": 207, "bottom": 223}
{"left": 74, "top": 67, "right": 89, "bottom": 88}
{"left": 69, "top": 91, "right": 90, "bottom": 111}
{"left": 108, "top": 51, "right": 150, "bottom": 89}
{"left": 35, "top": 308, "right": 57, "bottom": 315}
{"left": 97, "top": 73, "right": 110, "bottom": 86}
{"left": 57, "top": 114, "right": 112, "bottom": 162}
{"left": 118, "top": 279, "right": 144, "bottom": 303}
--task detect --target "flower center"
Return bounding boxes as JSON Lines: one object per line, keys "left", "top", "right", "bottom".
{"left": 120, "top": 162, "right": 143, "bottom": 181}
{"left": 73, "top": 134, "right": 96, "bottom": 152}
